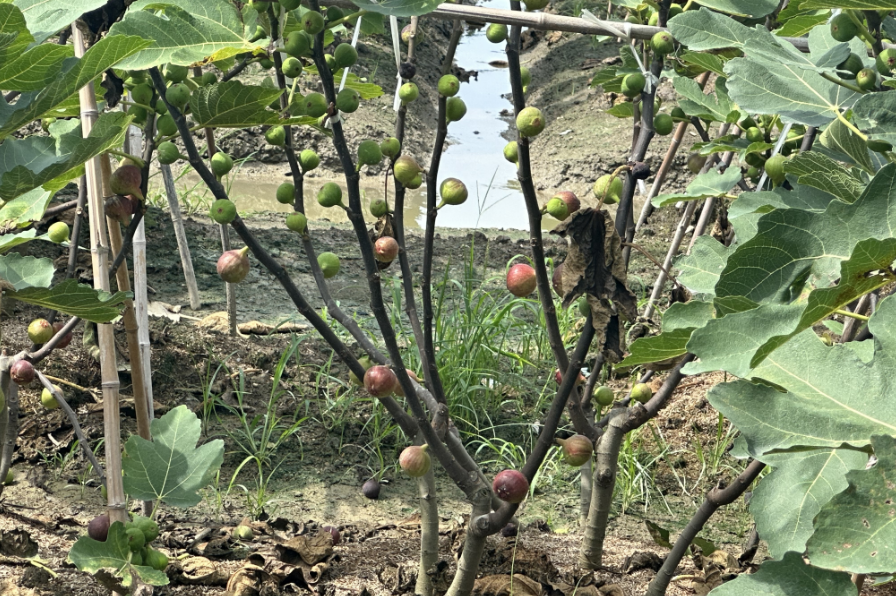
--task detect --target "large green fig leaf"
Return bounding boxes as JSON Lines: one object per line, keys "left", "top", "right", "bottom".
{"left": 122, "top": 405, "right": 223, "bottom": 507}
{"left": 675, "top": 237, "right": 731, "bottom": 297}
{"left": 619, "top": 301, "right": 713, "bottom": 367}
{"left": 669, "top": 8, "right": 770, "bottom": 51}
{"left": 0, "top": 187, "right": 54, "bottom": 228}
{"left": 819, "top": 118, "right": 881, "bottom": 174}
{"left": 8, "top": 278, "right": 131, "bottom": 322}
{"left": 349, "top": 0, "right": 443, "bottom": 17}
{"left": 783, "top": 151, "right": 864, "bottom": 203}
{"left": 751, "top": 448, "right": 868, "bottom": 559}
{"left": 0, "top": 112, "right": 131, "bottom": 201}
{"left": 110, "top": 0, "right": 265, "bottom": 69}
{"left": 0, "top": 35, "right": 149, "bottom": 140}
{"left": 652, "top": 168, "right": 742, "bottom": 207}
{"left": 673, "top": 76, "right": 738, "bottom": 123}
{"left": 852, "top": 91, "right": 896, "bottom": 148}
{"left": 707, "top": 296, "right": 896, "bottom": 456}
{"left": 69, "top": 521, "right": 169, "bottom": 588}
{"left": 0, "top": 253, "right": 53, "bottom": 290}
{"left": 727, "top": 187, "right": 832, "bottom": 220}
{"left": 0, "top": 4, "right": 72, "bottom": 91}
{"left": 802, "top": 0, "right": 896, "bottom": 8}
{"left": 708, "top": 552, "right": 856, "bottom": 596}
{"left": 10, "top": 0, "right": 110, "bottom": 45}
{"left": 682, "top": 0, "right": 778, "bottom": 17}
{"left": 808, "top": 434, "right": 896, "bottom": 573}
{"left": 190, "top": 80, "right": 285, "bottom": 128}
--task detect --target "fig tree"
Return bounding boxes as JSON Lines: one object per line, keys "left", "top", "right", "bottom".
{"left": 131, "top": 83, "right": 154, "bottom": 106}
{"left": 830, "top": 13, "right": 858, "bottom": 42}
{"left": 393, "top": 155, "right": 422, "bottom": 186}
{"left": 362, "top": 478, "right": 381, "bottom": 499}
{"left": 28, "top": 319, "right": 53, "bottom": 344}
{"left": 650, "top": 31, "right": 675, "bottom": 55}
{"left": 336, "top": 88, "right": 360, "bottom": 113}
{"left": 857, "top": 67, "right": 877, "bottom": 90}
{"left": 546, "top": 197, "right": 569, "bottom": 220}
{"left": 516, "top": 106, "right": 544, "bottom": 137}
{"left": 553, "top": 190, "right": 580, "bottom": 214}
{"left": 654, "top": 113, "right": 673, "bottom": 135}
{"left": 503, "top": 141, "right": 519, "bottom": 163}
{"left": 302, "top": 10, "right": 325, "bottom": 34}
{"left": 374, "top": 236, "right": 399, "bottom": 263}
{"left": 303, "top": 92, "right": 328, "bottom": 118}
{"left": 492, "top": 470, "right": 529, "bottom": 503}
{"left": 446, "top": 97, "right": 467, "bottom": 123}
{"left": 285, "top": 31, "right": 311, "bottom": 57}
{"left": 48, "top": 221, "right": 70, "bottom": 243}
{"left": 364, "top": 365, "right": 398, "bottom": 397}
{"left": 621, "top": 73, "right": 645, "bottom": 98}
{"left": 265, "top": 125, "right": 286, "bottom": 146}
{"left": 41, "top": 386, "right": 61, "bottom": 409}
{"left": 594, "top": 385, "right": 614, "bottom": 406}
{"left": 486, "top": 23, "right": 508, "bottom": 43}
{"left": 317, "top": 182, "right": 344, "bottom": 207}
{"left": 357, "top": 140, "right": 382, "bottom": 166}
{"left": 286, "top": 212, "right": 307, "bottom": 233}
{"left": 370, "top": 199, "right": 389, "bottom": 217}
{"left": 156, "top": 114, "right": 178, "bottom": 137}
{"left": 399, "top": 445, "right": 431, "bottom": 477}
{"left": 282, "top": 56, "right": 304, "bottom": 79}
{"left": 276, "top": 182, "right": 295, "bottom": 205}
{"left": 318, "top": 252, "right": 340, "bottom": 278}
{"left": 163, "top": 64, "right": 189, "bottom": 83}
{"left": 765, "top": 154, "right": 787, "bottom": 183}
{"left": 11, "top": 360, "right": 34, "bottom": 385}
{"left": 631, "top": 383, "right": 652, "bottom": 404}
{"left": 557, "top": 435, "right": 593, "bottom": 466}
{"left": 438, "top": 74, "right": 460, "bottom": 97}
{"left": 165, "top": 83, "right": 191, "bottom": 112}
{"left": 110, "top": 165, "right": 144, "bottom": 201}
{"left": 217, "top": 247, "right": 251, "bottom": 283}
{"left": 210, "top": 199, "right": 237, "bottom": 224}
{"left": 299, "top": 149, "right": 320, "bottom": 171}
{"left": 592, "top": 174, "right": 622, "bottom": 204}
{"left": 211, "top": 152, "right": 234, "bottom": 177}
{"left": 380, "top": 137, "right": 401, "bottom": 159}
{"left": 506, "top": 263, "right": 536, "bottom": 297}
{"left": 157, "top": 141, "right": 181, "bottom": 165}
{"left": 334, "top": 43, "right": 358, "bottom": 69}
{"left": 88, "top": 514, "right": 110, "bottom": 542}
{"left": 439, "top": 178, "right": 468, "bottom": 206}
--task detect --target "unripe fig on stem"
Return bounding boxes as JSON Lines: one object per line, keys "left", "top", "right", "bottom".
{"left": 317, "top": 182, "right": 344, "bottom": 208}
{"left": 28, "top": 319, "right": 53, "bottom": 344}
{"left": 504, "top": 141, "right": 519, "bottom": 164}
{"left": 210, "top": 199, "right": 237, "bottom": 224}
{"left": 401, "top": 24, "right": 424, "bottom": 45}
{"left": 631, "top": 383, "right": 652, "bottom": 404}
{"left": 286, "top": 212, "right": 307, "bottom": 234}
{"left": 374, "top": 236, "right": 399, "bottom": 263}
{"left": 265, "top": 125, "right": 286, "bottom": 146}
{"left": 557, "top": 435, "right": 593, "bottom": 466}
{"left": 594, "top": 385, "right": 614, "bottom": 406}
{"left": 486, "top": 23, "right": 508, "bottom": 43}
{"left": 211, "top": 152, "right": 233, "bottom": 177}
{"left": 506, "top": 263, "right": 537, "bottom": 297}
{"left": 438, "top": 178, "right": 468, "bottom": 207}
{"left": 349, "top": 356, "right": 373, "bottom": 386}
{"left": 553, "top": 191, "right": 580, "bottom": 215}
{"left": 516, "top": 106, "right": 544, "bottom": 137}
{"left": 380, "top": 137, "right": 401, "bottom": 159}
{"left": 399, "top": 444, "right": 431, "bottom": 477}
{"left": 545, "top": 197, "right": 569, "bottom": 220}
{"left": 318, "top": 252, "right": 340, "bottom": 278}
{"left": 41, "top": 385, "right": 62, "bottom": 410}
{"left": 48, "top": 221, "right": 70, "bottom": 243}
{"left": 393, "top": 155, "right": 423, "bottom": 187}
{"left": 357, "top": 140, "right": 382, "bottom": 167}
{"left": 370, "top": 199, "right": 389, "bottom": 218}
{"left": 398, "top": 82, "right": 419, "bottom": 104}
{"left": 110, "top": 165, "right": 144, "bottom": 201}
{"left": 157, "top": 141, "right": 181, "bottom": 165}
{"left": 364, "top": 365, "right": 398, "bottom": 397}
{"left": 334, "top": 43, "right": 358, "bottom": 69}
{"left": 438, "top": 74, "right": 460, "bottom": 97}
{"left": 493, "top": 469, "right": 529, "bottom": 503}
{"left": 593, "top": 174, "right": 622, "bottom": 204}
{"left": 217, "top": 247, "right": 250, "bottom": 283}
{"left": 446, "top": 97, "right": 467, "bottom": 123}
{"left": 299, "top": 149, "right": 320, "bottom": 172}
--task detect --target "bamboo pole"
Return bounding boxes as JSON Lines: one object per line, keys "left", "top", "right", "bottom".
{"left": 100, "top": 154, "right": 152, "bottom": 443}
{"left": 73, "top": 25, "right": 127, "bottom": 526}
{"left": 159, "top": 163, "right": 202, "bottom": 310}
{"left": 125, "top": 128, "right": 155, "bottom": 419}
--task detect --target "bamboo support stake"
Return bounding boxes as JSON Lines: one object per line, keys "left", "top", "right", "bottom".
{"left": 125, "top": 128, "right": 154, "bottom": 419}
{"left": 160, "top": 164, "right": 201, "bottom": 310}
{"left": 100, "top": 154, "right": 151, "bottom": 443}
{"left": 73, "top": 25, "right": 127, "bottom": 526}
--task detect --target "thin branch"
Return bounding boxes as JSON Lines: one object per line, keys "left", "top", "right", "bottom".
{"left": 221, "top": 56, "right": 252, "bottom": 82}
{"left": 42, "top": 199, "right": 79, "bottom": 219}
{"left": 107, "top": 209, "right": 145, "bottom": 278}
{"left": 28, "top": 317, "right": 81, "bottom": 365}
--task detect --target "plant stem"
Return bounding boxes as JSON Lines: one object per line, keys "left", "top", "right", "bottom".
{"left": 644, "top": 459, "right": 766, "bottom": 596}
{"left": 221, "top": 56, "right": 252, "bottom": 82}
{"left": 415, "top": 442, "right": 439, "bottom": 596}
{"left": 0, "top": 356, "right": 12, "bottom": 498}
{"left": 820, "top": 71, "right": 865, "bottom": 94}
{"left": 836, "top": 307, "right": 869, "bottom": 322}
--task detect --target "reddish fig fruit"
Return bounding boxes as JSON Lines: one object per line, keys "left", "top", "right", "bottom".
{"left": 10, "top": 360, "right": 34, "bottom": 385}
{"left": 364, "top": 365, "right": 398, "bottom": 397}
{"left": 393, "top": 369, "right": 419, "bottom": 397}
{"left": 105, "top": 195, "right": 136, "bottom": 224}
{"left": 88, "top": 514, "right": 111, "bottom": 542}
{"left": 553, "top": 191, "right": 580, "bottom": 215}
{"left": 554, "top": 369, "right": 585, "bottom": 385}
{"left": 399, "top": 444, "right": 431, "bottom": 477}
{"left": 217, "top": 246, "right": 250, "bottom": 283}
{"left": 493, "top": 469, "right": 529, "bottom": 503}
{"left": 556, "top": 435, "right": 593, "bottom": 466}
{"left": 109, "top": 165, "right": 144, "bottom": 201}
{"left": 506, "top": 263, "right": 537, "bottom": 297}
{"left": 321, "top": 525, "right": 341, "bottom": 545}
{"left": 374, "top": 236, "right": 399, "bottom": 263}
{"left": 362, "top": 478, "right": 381, "bottom": 499}
{"left": 552, "top": 262, "right": 564, "bottom": 297}
{"left": 52, "top": 321, "right": 73, "bottom": 349}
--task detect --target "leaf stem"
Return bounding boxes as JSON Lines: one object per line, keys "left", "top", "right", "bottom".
{"left": 836, "top": 308, "right": 869, "bottom": 322}
{"left": 820, "top": 71, "right": 865, "bottom": 94}
{"left": 327, "top": 9, "right": 367, "bottom": 30}
{"left": 843, "top": 10, "right": 876, "bottom": 49}
{"left": 106, "top": 149, "right": 146, "bottom": 169}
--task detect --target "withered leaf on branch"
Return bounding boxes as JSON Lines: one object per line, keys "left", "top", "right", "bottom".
{"left": 551, "top": 208, "right": 637, "bottom": 362}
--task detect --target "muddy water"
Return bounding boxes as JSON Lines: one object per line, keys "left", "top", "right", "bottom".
{"left": 175, "top": 12, "right": 562, "bottom": 232}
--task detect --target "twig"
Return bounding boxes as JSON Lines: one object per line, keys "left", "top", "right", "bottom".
{"left": 42, "top": 200, "right": 79, "bottom": 219}
{"left": 221, "top": 56, "right": 252, "bottom": 82}
{"left": 106, "top": 209, "right": 145, "bottom": 278}
{"left": 622, "top": 242, "right": 683, "bottom": 289}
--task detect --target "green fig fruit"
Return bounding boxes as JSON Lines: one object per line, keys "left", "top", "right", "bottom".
{"left": 830, "top": 13, "right": 858, "bottom": 43}
{"left": 302, "top": 10, "right": 325, "bottom": 34}
{"left": 654, "top": 113, "right": 673, "bottom": 135}
{"left": 764, "top": 153, "right": 787, "bottom": 183}
{"left": 631, "top": 383, "right": 652, "bottom": 404}
{"left": 857, "top": 67, "right": 878, "bottom": 90}
{"left": 594, "top": 385, "right": 614, "bottom": 406}
{"left": 318, "top": 252, "right": 340, "bottom": 278}
{"left": 163, "top": 64, "right": 189, "bottom": 83}
{"left": 28, "top": 318, "right": 53, "bottom": 343}
{"left": 282, "top": 56, "right": 304, "bottom": 78}
{"left": 157, "top": 141, "right": 181, "bottom": 165}
{"left": 211, "top": 152, "right": 233, "bottom": 177}
{"left": 265, "top": 125, "right": 287, "bottom": 146}
{"left": 48, "top": 221, "right": 70, "bottom": 243}
{"left": 380, "top": 137, "right": 401, "bottom": 159}
{"left": 317, "top": 182, "right": 343, "bottom": 207}
{"left": 546, "top": 197, "right": 569, "bottom": 220}
{"left": 131, "top": 83, "right": 154, "bottom": 106}
{"left": 358, "top": 140, "right": 382, "bottom": 166}
{"left": 370, "top": 199, "right": 389, "bottom": 217}
{"left": 286, "top": 212, "right": 307, "bottom": 233}
{"left": 621, "top": 73, "right": 645, "bottom": 98}
{"left": 334, "top": 43, "right": 358, "bottom": 69}
{"left": 516, "top": 106, "right": 544, "bottom": 137}
{"left": 593, "top": 174, "right": 622, "bottom": 204}
{"left": 303, "top": 92, "right": 328, "bottom": 118}
{"left": 650, "top": 31, "right": 675, "bottom": 55}
{"left": 399, "top": 82, "right": 419, "bottom": 104}
{"left": 745, "top": 126, "right": 764, "bottom": 143}
{"left": 446, "top": 97, "right": 467, "bottom": 122}
{"left": 299, "top": 149, "right": 320, "bottom": 171}
{"left": 438, "top": 74, "right": 460, "bottom": 97}
{"left": 276, "top": 182, "right": 295, "bottom": 204}
{"left": 165, "top": 83, "right": 191, "bottom": 111}
{"left": 393, "top": 155, "right": 422, "bottom": 186}
{"left": 439, "top": 178, "right": 468, "bottom": 206}
{"left": 486, "top": 23, "right": 508, "bottom": 43}
{"left": 503, "top": 141, "right": 519, "bottom": 163}
{"left": 156, "top": 114, "right": 178, "bottom": 137}
{"left": 285, "top": 31, "right": 312, "bottom": 58}
{"left": 210, "top": 199, "right": 237, "bottom": 224}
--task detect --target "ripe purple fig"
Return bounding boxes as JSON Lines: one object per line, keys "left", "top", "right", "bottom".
{"left": 493, "top": 470, "right": 529, "bottom": 503}
{"left": 506, "top": 263, "right": 536, "bottom": 297}
{"left": 393, "top": 369, "right": 419, "bottom": 397}
{"left": 362, "top": 478, "right": 381, "bottom": 499}
{"left": 10, "top": 360, "right": 34, "bottom": 385}
{"left": 52, "top": 321, "right": 73, "bottom": 349}
{"left": 364, "top": 365, "right": 398, "bottom": 397}
{"left": 88, "top": 513, "right": 110, "bottom": 542}
{"left": 556, "top": 435, "right": 593, "bottom": 466}
{"left": 555, "top": 369, "right": 586, "bottom": 386}
{"left": 399, "top": 444, "right": 431, "bottom": 477}
{"left": 321, "top": 525, "right": 341, "bottom": 545}
{"left": 217, "top": 246, "right": 250, "bottom": 283}
{"left": 553, "top": 191, "right": 580, "bottom": 214}
{"left": 374, "top": 237, "right": 399, "bottom": 263}
{"left": 109, "top": 165, "right": 144, "bottom": 201}
{"left": 105, "top": 195, "right": 136, "bottom": 224}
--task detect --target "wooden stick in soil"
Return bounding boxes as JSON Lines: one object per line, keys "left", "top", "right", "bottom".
{"left": 0, "top": 355, "right": 13, "bottom": 497}
{"left": 160, "top": 163, "right": 201, "bottom": 310}
{"left": 645, "top": 459, "right": 766, "bottom": 596}
{"left": 100, "top": 154, "right": 152, "bottom": 445}
{"left": 73, "top": 25, "right": 127, "bottom": 526}
{"left": 35, "top": 370, "right": 106, "bottom": 485}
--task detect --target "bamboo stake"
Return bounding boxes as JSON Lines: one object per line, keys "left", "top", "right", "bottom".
{"left": 100, "top": 154, "right": 151, "bottom": 443}
{"left": 72, "top": 25, "right": 127, "bottom": 526}
{"left": 160, "top": 163, "right": 201, "bottom": 310}
{"left": 125, "top": 128, "right": 155, "bottom": 419}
